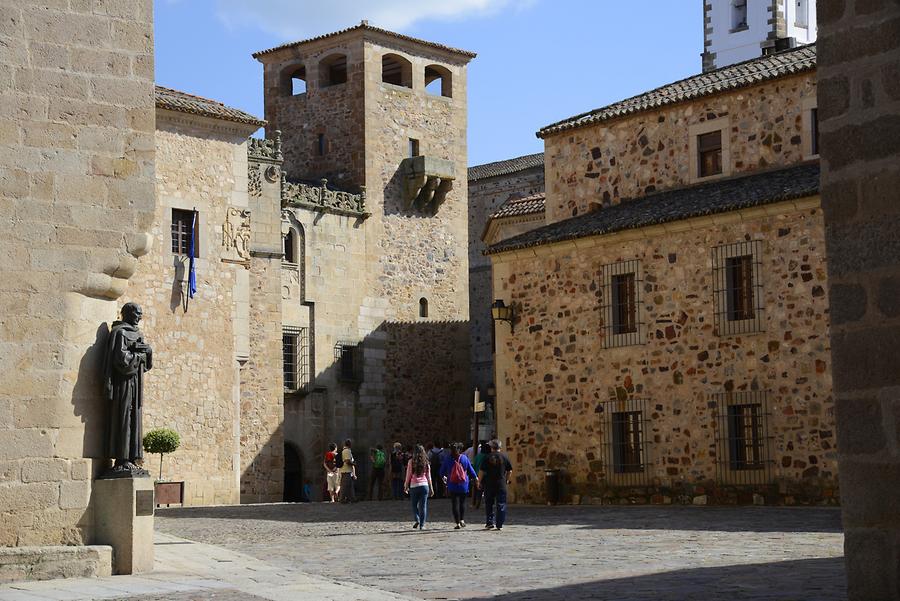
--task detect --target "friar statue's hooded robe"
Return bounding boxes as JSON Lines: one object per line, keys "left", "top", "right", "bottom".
{"left": 103, "top": 313, "right": 152, "bottom": 464}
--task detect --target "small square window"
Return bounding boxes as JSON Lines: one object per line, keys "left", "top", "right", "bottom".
{"left": 698, "top": 130, "right": 723, "bottom": 178}
{"left": 171, "top": 209, "right": 197, "bottom": 256}
{"left": 317, "top": 133, "right": 326, "bottom": 156}
{"left": 409, "top": 138, "right": 420, "bottom": 158}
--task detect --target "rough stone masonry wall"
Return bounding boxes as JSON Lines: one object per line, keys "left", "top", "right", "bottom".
{"left": 543, "top": 72, "right": 816, "bottom": 224}
{"left": 261, "top": 40, "right": 366, "bottom": 190}
{"left": 468, "top": 168, "right": 545, "bottom": 409}
{"left": 240, "top": 153, "right": 284, "bottom": 504}
{"left": 127, "top": 116, "right": 247, "bottom": 506}
{"left": 0, "top": 0, "right": 155, "bottom": 546}
{"left": 817, "top": 0, "right": 900, "bottom": 598}
{"left": 364, "top": 38, "right": 472, "bottom": 448}
{"left": 491, "top": 203, "right": 836, "bottom": 505}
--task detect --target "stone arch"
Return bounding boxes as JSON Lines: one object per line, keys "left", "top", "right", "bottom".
{"left": 424, "top": 64, "right": 452, "bottom": 98}
{"left": 280, "top": 63, "right": 307, "bottom": 96}
{"left": 382, "top": 53, "right": 412, "bottom": 88}
{"left": 319, "top": 52, "right": 348, "bottom": 87}
{"left": 283, "top": 441, "right": 304, "bottom": 502}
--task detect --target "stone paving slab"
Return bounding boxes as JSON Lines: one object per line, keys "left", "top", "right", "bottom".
{"left": 156, "top": 501, "right": 847, "bottom": 601}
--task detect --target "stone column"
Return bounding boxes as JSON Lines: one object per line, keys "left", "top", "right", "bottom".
{"left": 92, "top": 478, "right": 155, "bottom": 575}
{"left": 818, "top": 1, "right": 900, "bottom": 599}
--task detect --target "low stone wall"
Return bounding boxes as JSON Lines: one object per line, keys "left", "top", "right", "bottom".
{"left": 0, "top": 546, "right": 112, "bottom": 584}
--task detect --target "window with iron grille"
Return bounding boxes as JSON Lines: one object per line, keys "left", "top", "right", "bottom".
{"left": 712, "top": 240, "right": 765, "bottom": 336}
{"left": 283, "top": 327, "right": 309, "bottom": 393}
{"left": 335, "top": 342, "right": 362, "bottom": 383}
{"left": 601, "top": 260, "right": 643, "bottom": 348}
{"left": 697, "top": 130, "right": 723, "bottom": 177}
{"left": 171, "top": 209, "right": 197, "bottom": 256}
{"left": 712, "top": 390, "right": 773, "bottom": 485}
{"left": 598, "top": 398, "right": 651, "bottom": 485}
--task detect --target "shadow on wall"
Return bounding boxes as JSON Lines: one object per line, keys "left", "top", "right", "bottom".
{"left": 282, "top": 318, "right": 472, "bottom": 502}
{"left": 71, "top": 323, "right": 112, "bottom": 471}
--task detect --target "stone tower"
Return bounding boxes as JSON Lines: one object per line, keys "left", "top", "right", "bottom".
{"left": 253, "top": 24, "right": 475, "bottom": 494}
{"left": 702, "top": 0, "right": 817, "bottom": 72}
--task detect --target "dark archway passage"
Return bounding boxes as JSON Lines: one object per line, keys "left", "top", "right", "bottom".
{"left": 283, "top": 442, "right": 304, "bottom": 502}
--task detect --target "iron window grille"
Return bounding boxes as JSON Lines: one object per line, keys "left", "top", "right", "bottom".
{"left": 601, "top": 259, "right": 644, "bottom": 348}
{"left": 698, "top": 130, "right": 723, "bottom": 177}
{"left": 335, "top": 342, "right": 362, "bottom": 383}
{"left": 712, "top": 390, "right": 774, "bottom": 486}
{"left": 283, "top": 327, "right": 310, "bottom": 393}
{"left": 712, "top": 240, "right": 765, "bottom": 336}
{"left": 597, "top": 397, "right": 652, "bottom": 486}
{"left": 171, "top": 208, "right": 197, "bottom": 256}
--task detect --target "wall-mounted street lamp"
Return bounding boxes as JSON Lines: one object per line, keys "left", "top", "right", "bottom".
{"left": 491, "top": 299, "right": 514, "bottom": 333}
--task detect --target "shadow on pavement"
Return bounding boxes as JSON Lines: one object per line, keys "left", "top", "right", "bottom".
{"left": 158, "top": 500, "right": 843, "bottom": 534}
{"left": 461, "top": 556, "right": 847, "bottom": 601}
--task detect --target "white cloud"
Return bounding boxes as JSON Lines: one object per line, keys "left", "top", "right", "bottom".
{"left": 215, "top": 0, "right": 531, "bottom": 39}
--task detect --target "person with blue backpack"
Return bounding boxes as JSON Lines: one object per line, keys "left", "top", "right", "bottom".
{"left": 440, "top": 442, "right": 479, "bottom": 529}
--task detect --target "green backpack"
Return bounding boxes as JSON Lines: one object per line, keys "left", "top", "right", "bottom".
{"left": 373, "top": 449, "right": 386, "bottom": 469}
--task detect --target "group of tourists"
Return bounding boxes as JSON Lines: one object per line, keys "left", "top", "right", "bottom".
{"left": 323, "top": 438, "right": 514, "bottom": 530}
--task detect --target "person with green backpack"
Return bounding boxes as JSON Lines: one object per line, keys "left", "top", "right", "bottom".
{"left": 369, "top": 444, "right": 387, "bottom": 500}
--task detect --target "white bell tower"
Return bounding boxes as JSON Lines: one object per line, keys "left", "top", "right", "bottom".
{"left": 702, "top": 0, "right": 817, "bottom": 72}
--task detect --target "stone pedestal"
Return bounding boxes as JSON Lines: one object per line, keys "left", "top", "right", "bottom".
{"left": 92, "top": 478, "right": 154, "bottom": 575}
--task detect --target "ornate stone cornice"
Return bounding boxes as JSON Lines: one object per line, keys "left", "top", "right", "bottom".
{"left": 282, "top": 179, "right": 368, "bottom": 218}
{"left": 248, "top": 131, "right": 283, "bottom": 164}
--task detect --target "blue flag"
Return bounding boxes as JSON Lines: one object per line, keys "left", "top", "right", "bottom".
{"left": 188, "top": 211, "right": 197, "bottom": 299}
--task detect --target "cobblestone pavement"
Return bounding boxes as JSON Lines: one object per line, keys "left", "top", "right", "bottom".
{"left": 154, "top": 500, "right": 846, "bottom": 601}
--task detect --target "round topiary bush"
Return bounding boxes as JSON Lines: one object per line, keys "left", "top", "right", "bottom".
{"left": 143, "top": 428, "right": 181, "bottom": 480}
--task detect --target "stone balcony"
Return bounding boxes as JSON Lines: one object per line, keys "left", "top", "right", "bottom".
{"left": 400, "top": 155, "right": 455, "bottom": 211}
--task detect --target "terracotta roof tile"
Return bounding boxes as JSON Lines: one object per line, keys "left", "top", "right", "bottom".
{"left": 155, "top": 85, "right": 266, "bottom": 127}
{"left": 537, "top": 44, "right": 816, "bottom": 139}
{"left": 468, "top": 153, "right": 544, "bottom": 181}
{"left": 487, "top": 162, "right": 820, "bottom": 255}
{"left": 253, "top": 22, "right": 476, "bottom": 60}
{"left": 490, "top": 193, "right": 546, "bottom": 219}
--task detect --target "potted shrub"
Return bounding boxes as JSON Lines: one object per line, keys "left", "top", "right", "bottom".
{"left": 143, "top": 428, "right": 184, "bottom": 506}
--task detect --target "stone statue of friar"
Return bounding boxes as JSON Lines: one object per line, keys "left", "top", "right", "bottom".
{"left": 101, "top": 302, "right": 152, "bottom": 478}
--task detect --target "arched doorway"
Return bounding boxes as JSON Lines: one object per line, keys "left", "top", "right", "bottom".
{"left": 283, "top": 442, "right": 304, "bottom": 502}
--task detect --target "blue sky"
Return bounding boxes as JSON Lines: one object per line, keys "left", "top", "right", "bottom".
{"left": 155, "top": 1, "right": 702, "bottom": 166}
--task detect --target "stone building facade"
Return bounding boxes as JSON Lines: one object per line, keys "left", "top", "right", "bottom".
{"left": 253, "top": 24, "right": 475, "bottom": 493}
{"left": 468, "top": 155, "right": 544, "bottom": 429}
{"left": 817, "top": 0, "right": 900, "bottom": 597}
{"left": 488, "top": 43, "right": 837, "bottom": 506}
{"left": 127, "top": 87, "right": 283, "bottom": 506}
{"left": 0, "top": 0, "right": 156, "bottom": 549}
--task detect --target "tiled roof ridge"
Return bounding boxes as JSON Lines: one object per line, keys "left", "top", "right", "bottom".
{"left": 537, "top": 43, "right": 816, "bottom": 139}
{"left": 487, "top": 162, "right": 820, "bottom": 255}
{"left": 253, "top": 21, "right": 477, "bottom": 59}
{"left": 468, "top": 152, "right": 545, "bottom": 181}
{"left": 155, "top": 85, "right": 266, "bottom": 127}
